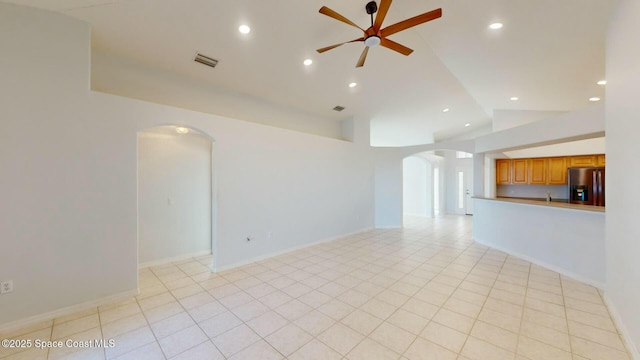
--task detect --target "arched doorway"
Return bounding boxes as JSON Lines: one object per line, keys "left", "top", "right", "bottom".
{"left": 137, "top": 125, "right": 215, "bottom": 268}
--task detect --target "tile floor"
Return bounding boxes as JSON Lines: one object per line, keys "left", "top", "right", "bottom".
{"left": 0, "top": 215, "right": 633, "bottom": 360}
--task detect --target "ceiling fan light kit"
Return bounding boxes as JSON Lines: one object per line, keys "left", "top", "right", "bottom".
{"left": 316, "top": 0, "right": 442, "bottom": 67}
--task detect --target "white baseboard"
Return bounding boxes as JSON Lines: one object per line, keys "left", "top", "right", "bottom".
{"left": 602, "top": 294, "right": 640, "bottom": 360}
{"left": 474, "top": 236, "right": 605, "bottom": 289}
{"left": 214, "top": 227, "right": 373, "bottom": 272}
{"left": 0, "top": 288, "right": 139, "bottom": 334}
{"left": 138, "top": 250, "right": 212, "bottom": 269}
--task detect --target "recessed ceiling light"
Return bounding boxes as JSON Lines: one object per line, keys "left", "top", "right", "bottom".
{"left": 589, "top": 97, "right": 601, "bottom": 102}
{"left": 465, "top": 123, "right": 471, "bottom": 127}
{"left": 510, "top": 96, "right": 519, "bottom": 101}
{"left": 489, "top": 23, "right": 503, "bottom": 30}
{"left": 176, "top": 127, "right": 189, "bottom": 134}
{"left": 238, "top": 25, "right": 251, "bottom": 34}
{"left": 597, "top": 80, "right": 607, "bottom": 85}
{"left": 349, "top": 82, "right": 357, "bottom": 88}
{"left": 303, "top": 59, "right": 313, "bottom": 66}
{"left": 442, "top": 108, "right": 450, "bottom": 113}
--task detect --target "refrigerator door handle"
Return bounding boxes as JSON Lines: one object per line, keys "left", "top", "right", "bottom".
{"left": 597, "top": 170, "right": 603, "bottom": 206}
{"left": 593, "top": 171, "right": 598, "bottom": 205}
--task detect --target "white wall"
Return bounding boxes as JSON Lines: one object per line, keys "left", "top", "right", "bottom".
{"left": 402, "top": 156, "right": 433, "bottom": 217}
{"left": 493, "top": 109, "right": 567, "bottom": 132}
{"left": 605, "top": 0, "right": 640, "bottom": 356}
{"left": 474, "top": 199, "right": 605, "bottom": 287}
{"left": 0, "top": 4, "right": 375, "bottom": 327}
{"left": 138, "top": 127, "right": 212, "bottom": 264}
{"left": 503, "top": 137, "right": 605, "bottom": 159}
{"left": 92, "top": 51, "right": 344, "bottom": 140}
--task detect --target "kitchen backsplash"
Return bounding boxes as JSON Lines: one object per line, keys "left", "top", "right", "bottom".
{"left": 497, "top": 184, "right": 568, "bottom": 199}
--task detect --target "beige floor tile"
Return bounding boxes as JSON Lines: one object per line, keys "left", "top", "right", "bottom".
{"left": 346, "top": 338, "right": 401, "bottom": 360}
{"left": 338, "top": 289, "right": 372, "bottom": 308}
{"left": 567, "top": 320, "right": 625, "bottom": 351}
{"left": 522, "top": 307, "right": 568, "bottom": 333}
{"left": 404, "top": 337, "right": 457, "bottom": 360}
{"left": 246, "top": 310, "right": 289, "bottom": 337}
{"left": 563, "top": 297, "right": 609, "bottom": 317}
{"left": 432, "top": 309, "right": 476, "bottom": 334}
{"left": 111, "top": 341, "right": 164, "bottom": 360}
{"left": 101, "top": 313, "right": 147, "bottom": 339}
{"left": 401, "top": 298, "right": 440, "bottom": 320}
{"left": 198, "top": 311, "right": 242, "bottom": 338}
{"left": 359, "top": 298, "right": 398, "bottom": 320}
{"left": 142, "top": 301, "right": 184, "bottom": 324}
{"left": 0, "top": 328, "right": 51, "bottom": 359}
{"left": 104, "top": 326, "right": 156, "bottom": 359}
{"left": 570, "top": 336, "right": 630, "bottom": 360}
{"left": 259, "top": 291, "right": 294, "bottom": 309}
{"left": 52, "top": 313, "right": 100, "bottom": 340}
{"left": 369, "top": 321, "right": 417, "bottom": 354}
{"left": 1, "top": 347, "right": 49, "bottom": 360}
{"left": 150, "top": 312, "right": 195, "bottom": 339}
{"left": 525, "top": 297, "right": 566, "bottom": 319}
{"left": 178, "top": 292, "right": 215, "bottom": 310}
{"left": 265, "top": 323, "right": 313, "bottom": 356}
{"left": 186, "top": 300, "right": 226, "bottom": 323}
{"left": 470, "top": 320, "right": 518, "bottom": 352}
{"left": 483, "top": 298, "right": 523, "bottom": 319}
{"left": 420, "top": 321, "right": 468, "bottom": 353}
{"left": 100, "top": 303, "right": 143, "bottom": 325}
{"left": 166, "top": 340, "right": 223, "bottom": 359}
{"left": 228, "top": 340, "right": 283, "bottom": 360}
{"left": 317, "top": 323, "right": 364, "bottom": 355}
{"left": 517, "top": 336, "right": 572, "bottom": 360}
{"left": 297, "top": 290, "right": 332, "bottom": 308}
{"left": 340, "top": 309, "right": 384, "bottom": 336}
{"left": 565, "top": 307, "right": 616, "bottom": 333}
{"left": 294, "top": 310, "right": 335, "bottom": 336}
{"left": 490, "top": 288, "right": 526, "bottom": 306}
{"left": 443, "top": 298, "right": 482, "bottom": 319}
{"left": 137, "top": 293, "right": 175, "bottom": 313}
{"left": 217, "top": 291, "right": 253, "bottom": 309}
{"left": 387, "top": 309, "right": 429, "bottom": 335}
{"left": 53, "top": 308, "right": 98, "bottom": 326}
{"left": 211, "top": 324, "right": 260, "bottom": 358}
{"left": 274, "top": 299, "right": 313, "bottom": 321}
{"left": 520, "top": 320, "right": 570, "bottom": 351}
{"left": 170, "top": 284, "right": 203, "bottom": 300}
{"left": 477, "top": 307, "right": 521, "bottom": 333}
{"left": 289, "top": 339, "right": 342, "bottom": 360}
{"left": 460, "top": 336, "right": 515, "bottom": 360}
{"left": 316, "top": 299, "right": 355, "bottom": 321}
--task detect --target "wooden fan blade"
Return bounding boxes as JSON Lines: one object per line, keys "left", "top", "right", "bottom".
{"left": 319, "top": 6, "right": 365, "bottom": 32}
{"left": 380, "top": 38, "right": 413, "bottom": 55}
{"left": 380, "top": 8, "right": 442, "bottom": 37}
{"left": 316, "top": 38, "right": 364, "bottom": 53}
{"left": 373, "top": 0, "right": 392, "bottom": 31}
{"left": 356, "top": 46, "right": 369, "bottom": 68}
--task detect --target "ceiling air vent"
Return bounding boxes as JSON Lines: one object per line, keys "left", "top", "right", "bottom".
{"left": 194, "top": 53, "right": 219, "bottom": 68}
{"left": 333, "top": 106, "right": 345, "bottom": 112}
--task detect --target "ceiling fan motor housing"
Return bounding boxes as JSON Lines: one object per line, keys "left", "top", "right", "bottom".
{"left": 366, "top": 1, "right": 378, "bottom": 15}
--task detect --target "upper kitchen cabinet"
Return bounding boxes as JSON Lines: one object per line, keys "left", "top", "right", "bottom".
{"left": 512, "top": 159, "right": 528, "bottom": 184}
{"left": 529, "top": 158, "right": 547, "bottom": 184}
{"left": 547, "top": 157, "right": 568, "bottom": 185}
{"left": 569, "top": 155, "right": 597, "bottom": 167}
{"left": 596, "top": 154, "right": 606, "bottom": 166}
{"left": 496, "top": 159, "right": 511, "bottom": 184}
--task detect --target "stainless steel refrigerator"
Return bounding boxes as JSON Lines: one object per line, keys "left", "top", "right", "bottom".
{"left": 568, "top": 167, "right": 605, "bottom": 206}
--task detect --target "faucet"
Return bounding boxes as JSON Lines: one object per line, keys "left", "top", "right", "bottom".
{"left": 546, "top": 191, "right": 552, "bottom": 203}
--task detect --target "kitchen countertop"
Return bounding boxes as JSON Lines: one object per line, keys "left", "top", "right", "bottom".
{"left": 474, "top": 196, "right": 605, "bottom": 213}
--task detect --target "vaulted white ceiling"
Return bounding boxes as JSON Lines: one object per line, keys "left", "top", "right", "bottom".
{"left": 6, "top": 0, "right": 613, "bottom": 145}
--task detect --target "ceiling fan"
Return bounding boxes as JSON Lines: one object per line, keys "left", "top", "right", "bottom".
{"left": 316, "top": 0, "right": 442, "bottom": 67}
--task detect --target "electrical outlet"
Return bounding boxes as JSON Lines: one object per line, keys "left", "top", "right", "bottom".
{"left": 1, "top": 280, "right": 13, "bottom": 294}
{"left": 246, "top": 236, "right": 253, "bottom": 242}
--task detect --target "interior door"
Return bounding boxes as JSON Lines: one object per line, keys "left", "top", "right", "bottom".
{"left": 457, "top": 165, "right": 474, "bottom": 215}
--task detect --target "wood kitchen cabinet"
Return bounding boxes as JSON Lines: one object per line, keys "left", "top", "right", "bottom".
{"left": 569, "top": 155, "right": 597, "bottom": 167}
{"left": 512, "top": 159, "right": 528, "bottom": 184}
{"left": 596, "top": 154, "right": 606, "bottom": 166}
{"left": 547, "top": 157, "right": 568, "bottom": 184}
{"left": 528, "top": 158, "right": 547, "bottom": 184}
{"left": 496, "top": 159, "right": 511, "bottom": 184}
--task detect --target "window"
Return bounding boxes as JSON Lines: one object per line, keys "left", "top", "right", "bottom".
{"left": 456, "top": 151, "right": 473, "bottom": 159}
